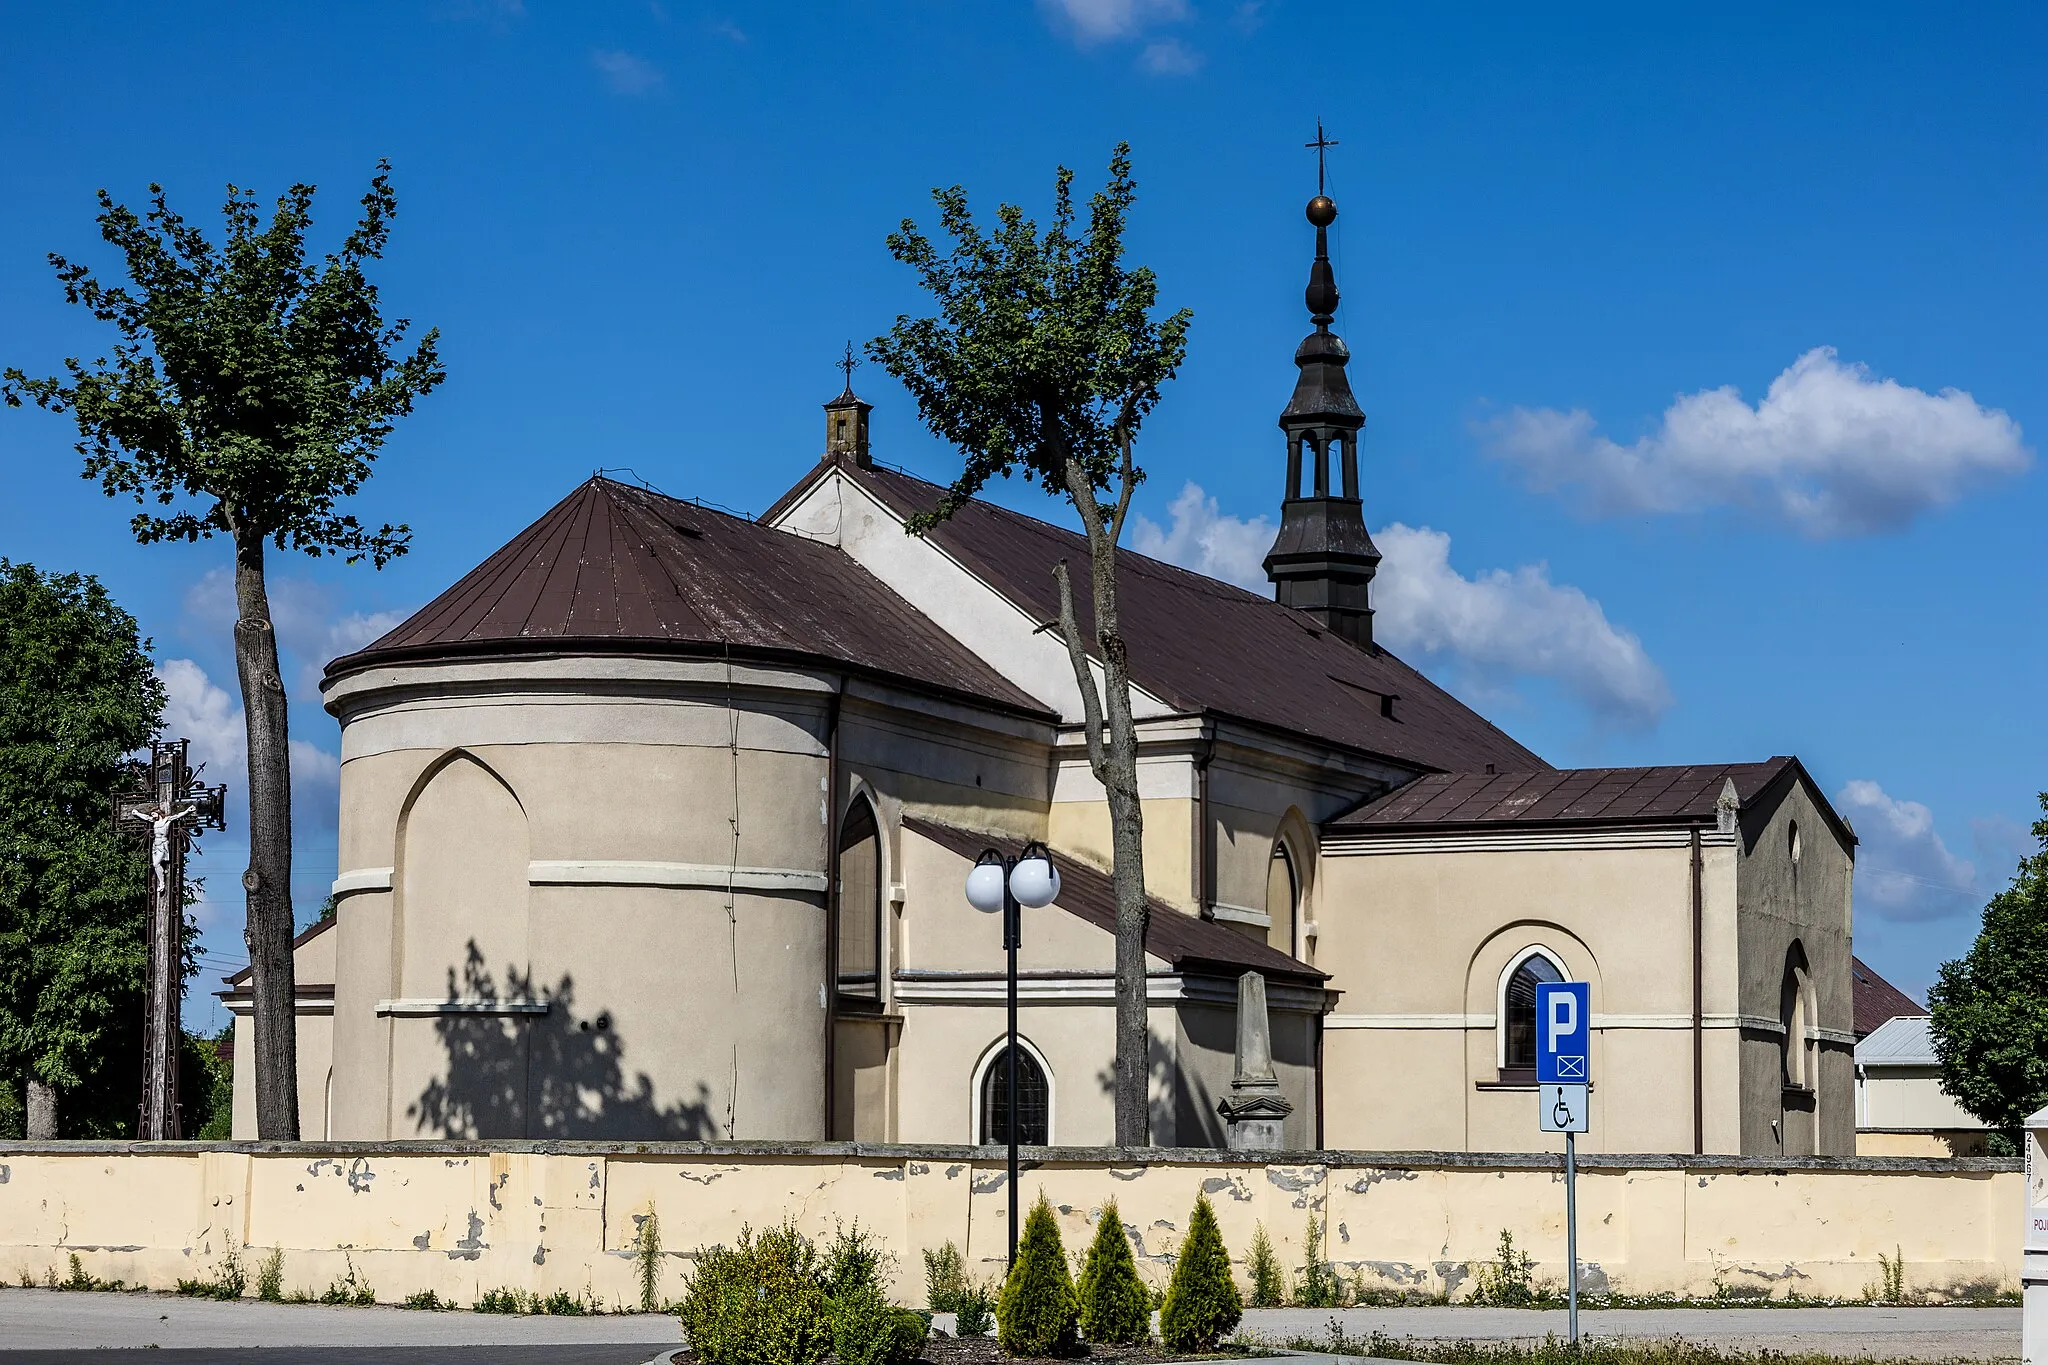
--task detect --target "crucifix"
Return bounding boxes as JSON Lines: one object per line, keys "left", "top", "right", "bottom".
{"left": 1305, "top": 120, "right": 1340, "bottom": 195}
{"left": 113, "top": 739, "right": 227, "bottom": 1139}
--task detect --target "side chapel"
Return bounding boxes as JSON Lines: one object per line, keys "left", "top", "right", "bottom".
{"left": 225, "top": 182, "right": 1859, "bottom": 1156}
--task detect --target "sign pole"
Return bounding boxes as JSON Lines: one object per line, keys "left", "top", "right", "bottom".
{"left": 1565, "top": 1127, "right": 1580, "bottom": 1344}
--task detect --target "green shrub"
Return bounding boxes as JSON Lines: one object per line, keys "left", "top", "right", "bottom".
{"left": 1292, "top": 1214, "right": 1343, "bottom": 1308}
{"left": 402, "top": 1288, "right": 447, "bottom": 1310}
{"left": 996, "top": 1195, "right": 1079, "bottom": 1357}
{"left": 832, "top": 1279, "right": 927, "bottom": 1365}
{"left": 257, "top": 1247, "right": 285, "bottom": 1303}
{"left": 679, "top": 1221, "right": 833, "bottom": 1365}
{"left": 1158, "top": 1191, "right": 1241, "bottom": 1352}
{"left": 1246, "top": 1222, "right": 1285, "bottom": 1308}
{"left": 1076, "top": 1201, "right": 1150, "bottom": 1344}
{"left": 476, "top": 1287, "right": 525, "bottom": 1313}
{"left": 1471, "top": 1230, "right": 1535, "bottom": 1307}
{"left": 319, "top": 1254, "right": 375, "bottom": 1306}
{"left": 176, "top": 1240, "right": 247, "bottom": 1300}
{"left": 636, "top": 1207, "right": 664, "bottom": 1313}
{"left": 954, "top": 1277, "right": 997, "bottom": 1337}
{"left": 923, "top": 1241, "right": 967, "bottom": 1313}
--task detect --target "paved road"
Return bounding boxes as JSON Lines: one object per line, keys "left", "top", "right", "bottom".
{"left": 0, "top": 1286, "right": 679, "bottom": 1356}
{"left": 1237, "top": 1306, "right": 2023, "bottom": 1360}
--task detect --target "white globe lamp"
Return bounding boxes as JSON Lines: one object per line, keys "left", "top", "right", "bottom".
{"left": 965, "top": 857, "right": 1007, "bottom": 914}
{"left": 1009, "top": 848, "right": 1060, "bottom": 908}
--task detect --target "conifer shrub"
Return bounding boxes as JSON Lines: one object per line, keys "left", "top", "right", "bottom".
{"left": 997, "top": 1194, "right": 1080, "bottom": 1357}
{"left": 923, "top": 1242, "right": 967, "bottom": 1313}
{"left": 1246, "top": 1222, "right": 1286, "bottom": 1308}
{"left": 1076, "top": 1200, "right": 1150, "bottom": 1344}
{"left": 1292, "top": 1214, "right": 1343, "bottom": 1308}
{"left": 1158, "top": 1191, "right": 1241, "bottom": 1352}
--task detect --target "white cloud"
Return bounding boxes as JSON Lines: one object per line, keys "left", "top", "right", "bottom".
{"left": 1138, "top": 37, "right": 1203, "bottom": 74}
{"left": 156, "top": 657, "right": 342, "bottom": 805}
{"left": 1372, "top": 524, "right": 1671, "bottom": 727}
{"left": 1131, "top": 481, "right": 1671, "bottom": 727}
{"left": 1041, "top": 0, "right": 1186, "bottom": 42}
{"left": 1837, "top": 780, "right": 1979, "bottom": 923}
{"left": 591, "top": 48, "right": 663, "bottom": 95}
{"left": 1130, "top": 483, "right": 1272, "bottom": 592}
{"left": 183, "top": 567, "right": 407, "bottom": 692}
{"left": 1484, "top": 347, "right": 2030, "bottom": 537}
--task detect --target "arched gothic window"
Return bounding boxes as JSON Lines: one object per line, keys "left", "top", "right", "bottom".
{"left": 1266, "top": 840, "right": 1299, "bottom": 957}
{"left": 978, "top": 1044, "right": 1050, "bottom": 1145}
{"left": 835, "top": 798, "right": 881, "bottom": 1004}
{"left": 1500, "top": 950, "right": 1565, "bottom": 1077}
{"left": 1780, "top": 943, "right": 1812, "bottom": 1089}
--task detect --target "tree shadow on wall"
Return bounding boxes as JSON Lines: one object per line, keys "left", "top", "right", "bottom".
{"left": 409, "top": 942, "right": 718, "bottom": 1140}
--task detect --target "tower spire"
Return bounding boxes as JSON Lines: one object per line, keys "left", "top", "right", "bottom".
{"left": 1261, "top": 128, "right": 1382, "bottom": 649}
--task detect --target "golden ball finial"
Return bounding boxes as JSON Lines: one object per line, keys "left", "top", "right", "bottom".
{"left": 1306, "top": 195, "right": 1337, "bottom": 227}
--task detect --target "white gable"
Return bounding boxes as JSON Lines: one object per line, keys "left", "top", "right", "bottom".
{"left": 769, "top": 467, "right": 1174, "bottom": 726}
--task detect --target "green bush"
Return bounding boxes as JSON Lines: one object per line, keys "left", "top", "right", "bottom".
{"left": 679, "top": 1221, "right": 833, "bottom": 1365}
{"left": 1292, "top": 1214, "right": 1343, "bottom": 1308}
{"left": 832, "top": 1279, "right": 928, "bottom": 1365}
{"left": 176, "top": 1240, "right": 247, "bottom": 1300}
{"left": 1471, "top": 1230, "right": 1535, "bottom": 1307}
{"left": 996, "top": 1195, "right": 1079, "bottom": 1357}
{"left": 476, "top": 1287, "right": 524, "bottom": 1313}
{"left": 954, "top": 1277, "right": 997, "bottom": 1337}
{"left": 319, "top": 1254, "right": 375, "bottom": 1306}
{"left": 1076, "top": 1200, "right": 1150, "bottom": 1344}
{"left": 636, "top": 1207, "right": 664, "bottom": 1312}
{"left": 1158, "top": 1191, "right": 1241, "bottom": 1352}
{"left": 1246, "top": 1222, "right": 1285, "bottom": 1308}
{"left": 923, "top": 1241, "right": 967, "bottom": 1313}
{"left": 257, "top": 1248, "right": 285, "bottom": 1303}
{"left": 402, "top": 1289, "right": 448, "bottom": 1310}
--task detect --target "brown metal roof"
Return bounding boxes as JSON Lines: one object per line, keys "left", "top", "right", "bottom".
{"left": 1852, "top": 956, "right": 1925, "bottom": 1039}
{"left": 902, "top": 816, "right": 1327, "bottom": 989}
{"left": 826, "top": 464, "right": 1546, "bottom": 775}
{"left": 325, "top": 478, "right": 1050, "bottom": 718}
{"left": 1329, "top": 757, "right": 1830, "bottom": 832}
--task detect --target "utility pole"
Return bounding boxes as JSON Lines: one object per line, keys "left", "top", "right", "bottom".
{"left": 113, "top": 739, "right": 226, "bottom": 1139}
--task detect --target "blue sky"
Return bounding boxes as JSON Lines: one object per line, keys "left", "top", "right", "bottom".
{"left": 1, "top": 2, "right": 2041, "bottom": 1026}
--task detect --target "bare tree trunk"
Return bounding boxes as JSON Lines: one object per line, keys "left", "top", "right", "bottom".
{"left": 233, "top": 531, "right": 301, "bottom": 1139}
{"left": 25, "top": 1078, "right": 57, "bottom": 1139}
{"left": 1054, "top": 434, "right": 1150, "bottom": 1147}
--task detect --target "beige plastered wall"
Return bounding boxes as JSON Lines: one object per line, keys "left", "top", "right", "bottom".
{"left": 0, "top": 1145, "right": 2017, "bottom": 1309}
{"left": 1314, "top": 833, "right": 1752, "bottom": 1154}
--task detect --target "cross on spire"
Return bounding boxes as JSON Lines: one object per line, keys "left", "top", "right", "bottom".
{"left": 838, "top": 340, "right": 861, "bottom": 392}
{"left": 1305, "top": 120, "right": 1339, "bottom": 196}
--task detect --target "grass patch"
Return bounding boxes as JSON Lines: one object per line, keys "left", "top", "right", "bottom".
{"left": 473, "top": 1285, "right": 605, "bottom": 1314}
{"left": 319, "top": 1254, "right": 375, "bottom": 1306}
{"left": 402, "top": 1288, "right": 450, "bottom": 1310}
{"left": 1297, "top": 1332, "right": 1995, "bottom": 1365}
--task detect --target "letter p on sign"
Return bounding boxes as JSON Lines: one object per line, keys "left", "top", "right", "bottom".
{"left": 1536, "top": 981, "right": 1589, "bottom": 1083}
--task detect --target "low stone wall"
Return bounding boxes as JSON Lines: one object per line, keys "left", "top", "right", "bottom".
{"left": 0, "top": 1143, "right": 2020, "bottom": 1311}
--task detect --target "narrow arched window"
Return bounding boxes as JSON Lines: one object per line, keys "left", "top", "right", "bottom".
{"left": 835, "top": 798, "right": 881, "bottom": 1004}
{"left": 1501, "top": 951, "right": 1565, "bottom": 1077}
{"left": 1780, "top": 943, "right": 1811, "bottom": 1089}
{"left": 979, "top": 1045, "right": 1049, "bottom": 1145}
{"left": 1267, "top": 840, "right": 1299, "bottom": 957}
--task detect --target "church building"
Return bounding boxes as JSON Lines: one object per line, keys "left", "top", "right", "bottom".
{"left": 225, "top": 183, "right": 1858, "bottom": 1157}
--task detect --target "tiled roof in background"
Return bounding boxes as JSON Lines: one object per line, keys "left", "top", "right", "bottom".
{"left": 1852, "top": 956, "right": 1926, "bottom": 1039}
{"left": 1331, "top": 760, "right": 1800, "bottom": 829}
{"left": 326, "top": 478, "right": 1049, "bottom": 718}
{"left": 846, "top": 464, "right": 1547, "bottom": 776}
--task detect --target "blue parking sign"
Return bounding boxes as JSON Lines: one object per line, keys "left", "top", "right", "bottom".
{"left": 1535, "top": 981, "right": 1590, "bottom": 1083}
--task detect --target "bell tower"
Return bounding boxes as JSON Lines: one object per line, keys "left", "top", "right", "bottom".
{"left": 824, "top": 341, "right": 872, "bottom": 469}
{"left": 1262, "top": 125, "right": 1381, "bottom": 649}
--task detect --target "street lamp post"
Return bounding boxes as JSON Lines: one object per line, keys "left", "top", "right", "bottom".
{"left": 965, "top": 841, "right": 1060, "bottom": 1266}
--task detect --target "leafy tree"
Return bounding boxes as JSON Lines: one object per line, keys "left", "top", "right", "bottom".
{"left": 5, "top": 165, "right": 444, "bottom": 1137}
{"left": 0, "top": 561, "right": 164, "bottom": 1137}
{"left": 870, "top": 145, "right": 1190, "bottom": 1144}
{"left": 1929, "top": 794, "right": 2048, "bottom": 1150}
{"left": 1158, "top": 1191, "right": 1241, "bottom": 1352}
{"left": 1076, "top": 1199, "right": 1150, "bottom": 1344}
{"left": 996, "top": 1194, "right": 1080, "bottom": 1357}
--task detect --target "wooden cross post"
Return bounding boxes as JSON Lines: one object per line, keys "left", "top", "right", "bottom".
{"left": 113, "top": 739, "right": 226, "bottom": 1139}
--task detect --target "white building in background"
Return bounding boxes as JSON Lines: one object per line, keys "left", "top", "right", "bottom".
{"left": 1855, "top": 1014, "right": 1992, "bottom": 1156}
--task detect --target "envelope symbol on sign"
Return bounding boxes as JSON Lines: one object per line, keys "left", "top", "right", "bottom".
{"left": 1557, "top": 1056, "right": 1586, "bottom": 1078}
